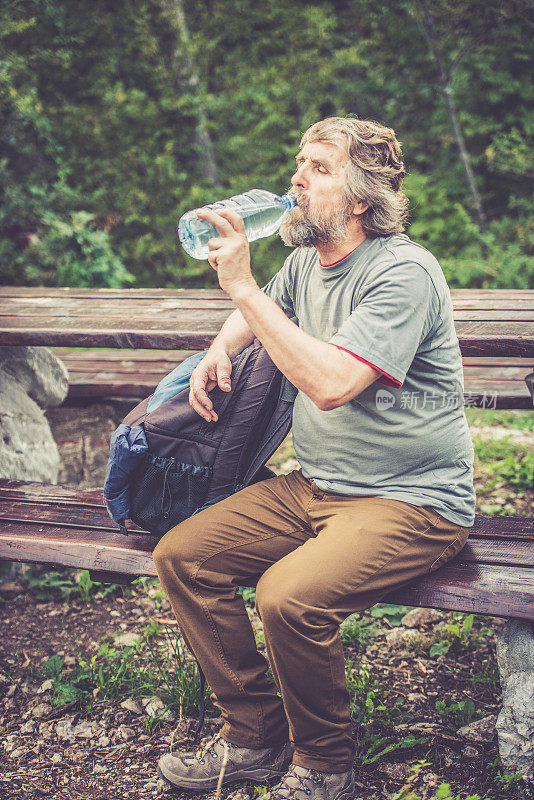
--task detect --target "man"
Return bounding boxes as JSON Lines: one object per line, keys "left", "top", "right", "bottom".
{"left": 154, "top": 117, "right": 475, "bottom": 799}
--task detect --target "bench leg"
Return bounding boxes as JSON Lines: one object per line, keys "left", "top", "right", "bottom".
{"left": 496, "top": 619, "right": 534, "bottom": 793}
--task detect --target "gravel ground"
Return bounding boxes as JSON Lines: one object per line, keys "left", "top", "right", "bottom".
{"left": 0, "top": 580, "right": 519, "bottom": 800}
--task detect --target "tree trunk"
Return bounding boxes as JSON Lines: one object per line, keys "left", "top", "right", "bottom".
{"left": 163, "top": 0, "right": 220, "bottom": 186}
{"left": 418, "top": 0, "right": 488, "bottom": 254}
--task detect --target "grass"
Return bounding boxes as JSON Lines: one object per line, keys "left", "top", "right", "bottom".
{"left": 465, "top": 407, "right": 534, "bottom": 432}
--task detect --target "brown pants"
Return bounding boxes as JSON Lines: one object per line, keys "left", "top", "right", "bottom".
{"left": 153, "top": 468, "right": 469, "bottom": 772}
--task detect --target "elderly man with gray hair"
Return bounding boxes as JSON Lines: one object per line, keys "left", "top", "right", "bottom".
{"left": 154, "top": 117, "right": 475, "bottom": 799}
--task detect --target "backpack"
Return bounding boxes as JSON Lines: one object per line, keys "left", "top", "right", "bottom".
{"left": 103, "top": 339, "right": 296, "bottom": 538}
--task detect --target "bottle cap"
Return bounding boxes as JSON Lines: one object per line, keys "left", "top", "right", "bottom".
{"left": 281, "top": 194, "right": 298, "bottom": 211}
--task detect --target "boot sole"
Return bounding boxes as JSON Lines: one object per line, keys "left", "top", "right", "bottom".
{"left": 157, "top": 763, "right": 288, "bottom": 790}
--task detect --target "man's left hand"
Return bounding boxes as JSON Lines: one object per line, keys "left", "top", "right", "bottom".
{"left": 196, "top": 207, "right": 258, "bottom": 299}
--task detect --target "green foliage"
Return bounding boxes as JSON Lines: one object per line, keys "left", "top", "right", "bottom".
{"left": 23, "top": 566, "right": 119, "bottom": 603}
{"left": 434, "top": 697, "right": 478, "bottom": 726}
{"left": 339, "top": 614, "right": 376, "bottom": 647}
{"left": 28, "top": 623, "right": 213, "bottom": 721}
{"left": 487, "top": 452, "right": 534, "bottom": 491}
{"left": 370, "top": 603, "right": 414, "bottom": 627}
{"left": 392, "top": 759, "right": 492, "bottom": 800}
{"left": 0, "top": 0, "right": 531, "bottom": 289}
{"left": 25, "top": 211, "right": 134, "bottom": 287}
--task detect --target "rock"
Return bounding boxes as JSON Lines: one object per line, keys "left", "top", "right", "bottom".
{"left": 0, "top": 374, "right": 61, "bottom": 482}
{"left": 117, "top": 724, "right": 135, "bottom": 741}
{"left": 72, "top": 719, "right": 94, "bottom": 738}
{"left": 6, "top": 684, "right": 17, "bottom": 698}
{"left": 384, "top": 627, "right": 421, "bottom": 649}
{"left": 121, "top": 698, "right": 144, "bottom": 715}
{"left": 457, "top": 714, "right": 497, "bottom": 742}
{"left": 461, "top": 745, "right": 479, "bottom": 758}
{"left": 113, "top": 632, "right": 141, "bottom": 647}
{"left": 51, "top": 753, "right": 61, "bottom": 764}
{"left": 31, "top": 703, "right": 52, "bottom": 719}
{"left": 495, "top": 619, "right": 534, "bottom": 779}
{"left": 20, "top": 720, "right": 36, "bottom": 734}
{"left": 37, "top": 679, "right": 54, "bottom": 694}
{"left": 407, "top": 692, "right": 425, "bottom": 703}
{"left": 0, "top": 347, "right": 69, "bottom": 483}
{"left": 93, "top": 764, "right": 107, "bottom": 773}
{"left": 55, "top": 719, "right": 75, "bottom": 742}
{"left": 98, "top": 735, "right": 110, "bottom": 747}
{"left": 142, "top": 696, "right": 174, "bottom": 721}
{"left": 379, "top": 762, "right": 413, "bottom": 780}
{"left": 401, "top": 608, "right": 444, "bottom": 628}
{"left": 9, "top": 747, "right": 25, "bottom": 759}
{"left": 0, "top": 346, "right": 68, "bottom": 408}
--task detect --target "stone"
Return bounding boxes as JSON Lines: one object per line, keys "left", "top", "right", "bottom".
{"left": 31, "top": 703, "right": 52, "bottom": 719}
{"left": 113, "top": 632, "right": 141, "bottom": 647}
{"left": 0, "top": 377, "right": 60, "bottom": 483}
{"left": 51, "top": 753, "right": 61, "bottom": 764}
{"left": 461, "top": 745, "right": 480, "bottom": 758}
{"left": 37, "top": 679, "right": 54, "bottom": 694}
{"left": 20, "top": 720, "right": 36, "bottom": 734}
{"left": 120, "top": 698, "right": 144, "bottom": 715}
{"left": 117, "top": 724, "right": 135, "bottom": 741}
{"left": 55, "top": 719, "right": 75, "bottom": 742}
{"left": 98, "top": 735, "right": 110, "bottom": 747}
{"left": 72, "top": 719, "right": 94, "bottom": 738}
{"left": 496, "top": 619, "right": 534, "bottom": 779}
{"left": 384, "top": 627, "right": 421, "bottom": 649}
{"left": 401, "top": 608, "right": 444, "bottom": 628}
{"left": 456, "top": 714, "right": 497, "bottom": 742}
{"left": 0, "top": 347, "right": 68, "bottom": 408}
{"left": 0, "top": 347, "right": 69, "bottom": 483}
{"left": 143, "top": 696, "right": 175, "bottom": 722}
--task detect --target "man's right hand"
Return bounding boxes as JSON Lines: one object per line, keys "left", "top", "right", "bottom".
{"left": 188, "top": 349, "right": 233, "bottom": 422}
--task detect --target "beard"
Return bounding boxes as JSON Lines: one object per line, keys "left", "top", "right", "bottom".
{"left": 278, "top": 190, "right": 352, "bottom": 248}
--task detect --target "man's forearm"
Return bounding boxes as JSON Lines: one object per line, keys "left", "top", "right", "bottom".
{"left": 209, "top": 308, "right": 256, "bottom": 359}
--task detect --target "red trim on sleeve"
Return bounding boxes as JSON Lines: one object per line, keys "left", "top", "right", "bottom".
{"left": 331, "top": 344, "right": 402, "bottom": 388}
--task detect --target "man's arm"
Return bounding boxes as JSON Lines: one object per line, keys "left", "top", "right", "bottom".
{"left": 192, "top": 206, "right": 381, "bottom": 413}
{"left": 230, "top": 284, "right": 381, "bottom": 410}
{"left": 188, "top": 308, "right": 255, "bottom": 422}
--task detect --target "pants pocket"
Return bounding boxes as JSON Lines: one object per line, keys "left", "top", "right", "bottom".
{"left": 428, "top": 529, "right": 469, "bottom": 573}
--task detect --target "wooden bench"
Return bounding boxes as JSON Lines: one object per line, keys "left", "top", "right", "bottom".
{"left": 0, "top": 285, "right": 532, "bottom": 613}
{"left": 0, "top": 478, "right": 531, "bottom": 619}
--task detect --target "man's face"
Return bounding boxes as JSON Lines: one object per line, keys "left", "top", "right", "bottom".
{"left": 279, "top": 140, "right": 354, "bottom": 248}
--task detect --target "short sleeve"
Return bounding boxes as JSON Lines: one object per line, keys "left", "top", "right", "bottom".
{"left": 261, "top": 257, "right": 295, "bottom": 317}
{"left": 329, "top": 263, "right": 439, "bottom": 388}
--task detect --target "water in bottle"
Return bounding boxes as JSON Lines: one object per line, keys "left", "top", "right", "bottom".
{"left": 178, "top": 189, "right": 297, "bottom": 260}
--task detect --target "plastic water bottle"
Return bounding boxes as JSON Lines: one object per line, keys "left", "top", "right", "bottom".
{"left": 178, "top": 189, "right": 297, "bottom": 260}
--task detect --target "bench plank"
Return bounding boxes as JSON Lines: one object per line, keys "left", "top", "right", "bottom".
{"left": 1, "top": 288, "right": 533, "bottom": 356}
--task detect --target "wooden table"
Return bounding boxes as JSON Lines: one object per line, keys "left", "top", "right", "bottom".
{"left": 0, "top": 287, "right": 533, "bottom": 357}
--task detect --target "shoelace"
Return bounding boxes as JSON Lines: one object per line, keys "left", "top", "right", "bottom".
{"left": 194, "top": 731, "right": 231, "bottom": 764}
{"left": 270, "top": 766, "right": 324, "bottom": 799}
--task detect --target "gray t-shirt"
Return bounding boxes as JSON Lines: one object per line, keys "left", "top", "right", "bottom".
{"left": 262, "top": 234, "right": 476, "bottom": 527}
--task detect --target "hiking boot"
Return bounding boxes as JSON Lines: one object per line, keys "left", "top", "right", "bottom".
{"left": 157, "top": 731, "right": 293, "bottom": 789}
{"left": 262, "top": 764, "right": 355, "bottom": 800}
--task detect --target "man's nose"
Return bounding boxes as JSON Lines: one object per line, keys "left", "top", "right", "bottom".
{"left": 291, "top": 163, "right": 308, "bottom": 188}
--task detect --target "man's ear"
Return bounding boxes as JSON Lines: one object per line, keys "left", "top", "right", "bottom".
{"left": 352, "top": 200, "right": 369, "bottom": 216}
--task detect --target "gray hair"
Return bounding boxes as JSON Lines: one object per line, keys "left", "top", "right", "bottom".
{"left": 300, "top": 117, "right": 409, "bottom": 237}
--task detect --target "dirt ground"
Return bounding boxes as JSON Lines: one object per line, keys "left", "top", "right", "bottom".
{"left": 0, "top": 579, "right": 520, "bottom": 800}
